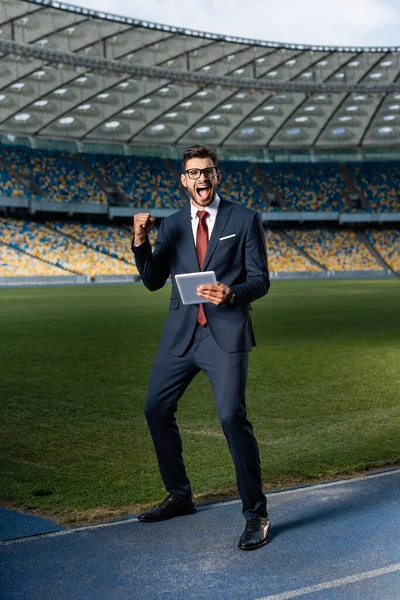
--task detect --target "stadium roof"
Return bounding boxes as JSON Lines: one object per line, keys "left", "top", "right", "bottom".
{"left": 1, "top": 0, "right": 400, "bottom": 150}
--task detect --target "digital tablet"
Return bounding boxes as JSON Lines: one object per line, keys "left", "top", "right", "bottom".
{"left": 175, "top": 271, "right": 217, "bottom": 305}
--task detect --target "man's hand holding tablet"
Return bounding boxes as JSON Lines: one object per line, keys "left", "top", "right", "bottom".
{"left": 175, "top": 271, "right": 233, "bottom": 306}
{"left": 197, "top": 281, "right": 233, "bottom": 305}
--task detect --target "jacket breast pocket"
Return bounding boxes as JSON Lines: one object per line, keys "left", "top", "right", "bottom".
{"left": 169, "top": 298, "right": 179, "bottom": 310}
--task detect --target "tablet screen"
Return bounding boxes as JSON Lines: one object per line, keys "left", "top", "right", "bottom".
{"left": 175, "top": 271, "right": 217, "bottom": 305}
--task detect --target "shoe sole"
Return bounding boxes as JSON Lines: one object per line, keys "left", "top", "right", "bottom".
{"left": 137, "top": 507, "right": 197, "bottom": 522}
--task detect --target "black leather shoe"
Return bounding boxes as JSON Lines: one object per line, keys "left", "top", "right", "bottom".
{"left": 238, "top": 516, "right": 271, "bottom": 551}
{"left": 137, "top": 494, "right": 196, "bottom": 522}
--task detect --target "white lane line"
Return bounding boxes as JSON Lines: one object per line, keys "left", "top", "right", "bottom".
{"left": 256, "top": 563, "right": 400, "bottom": 600}
{"left": 1, "top": 516, "right": 140, "bottom": 544}
{"left": 210, "top": 467, "right": 400, "bottom": 510}
{"left": 2, "top": 468, "right": 399, "bottom": 544}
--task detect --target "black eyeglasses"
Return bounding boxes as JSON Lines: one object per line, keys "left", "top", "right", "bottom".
{"left": 184, "top": 167, "right": 218, "bottom": 180}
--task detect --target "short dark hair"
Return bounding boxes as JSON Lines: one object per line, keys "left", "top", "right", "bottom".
{"left": 182, "top": 144, "right": 217, "bottom": 172}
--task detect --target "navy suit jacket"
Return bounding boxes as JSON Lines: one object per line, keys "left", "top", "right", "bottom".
{"left": 132, "top": 198, "right": 270, "bottom": 356}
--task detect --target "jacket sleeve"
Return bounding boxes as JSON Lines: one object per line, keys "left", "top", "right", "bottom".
{"left": 131, "top": 218, "right": 171, "bottom": 291}
{"left": 230, "top": 211, "right": 270, "bottom": 305}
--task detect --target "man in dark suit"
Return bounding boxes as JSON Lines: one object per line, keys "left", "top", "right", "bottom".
{"left": 132, "top": 144, "right": 270, "bottom": 550}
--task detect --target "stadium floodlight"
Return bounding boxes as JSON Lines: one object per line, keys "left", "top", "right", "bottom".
{"left": 196, "top": 126, "right": 211, "bottom": 133}
{"left": 241, "top": 127, "right": 255, "bottom": 135}
{"left": 58, "top": 116, "right": 74, "bottom": 125}
{"left": 14, "top": 113, "right": 31, "bottom": 121}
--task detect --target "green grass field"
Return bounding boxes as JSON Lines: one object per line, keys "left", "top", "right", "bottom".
{"left": 1, "top": 279, "right": 399, "bottom": 525}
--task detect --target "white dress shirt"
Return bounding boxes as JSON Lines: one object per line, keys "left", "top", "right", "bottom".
{"left": 190, "top": 194, "right": 220, "bottom": 244}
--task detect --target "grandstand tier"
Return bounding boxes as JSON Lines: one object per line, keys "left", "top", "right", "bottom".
{"left": 1, "top": 146, "right": 400, "bottom": 213}
{"left": 0, "top": 217, "right": 397, "bottom": 280}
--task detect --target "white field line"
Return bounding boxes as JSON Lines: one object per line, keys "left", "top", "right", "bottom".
{"left": 256, "top": 563, "right": 400, "bottom": 600}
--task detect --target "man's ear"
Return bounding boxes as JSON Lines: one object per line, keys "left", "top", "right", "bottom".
{"left": 181, "top": 173, "right": 187, "bottom": 188}
{"left": 216, "top": 170, "right": 222, "bottom": 184}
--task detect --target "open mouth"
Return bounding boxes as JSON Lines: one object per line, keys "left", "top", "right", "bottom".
{"left": 195, "top": 183, "right": 211, "bottom": 202}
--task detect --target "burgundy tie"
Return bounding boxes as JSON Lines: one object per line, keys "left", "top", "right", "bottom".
{"left": 196, "top": 210, "right": 209, "bottom": 326}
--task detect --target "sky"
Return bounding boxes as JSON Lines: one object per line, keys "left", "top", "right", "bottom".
{"left": 68, "top": 0, "right": 400, "bottom": 47}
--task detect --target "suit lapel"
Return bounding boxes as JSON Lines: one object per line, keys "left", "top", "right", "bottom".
{"left": 202, "top": 198, "right": 233, "bottom": 271}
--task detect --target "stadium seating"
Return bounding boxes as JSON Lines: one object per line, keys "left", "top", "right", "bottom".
{"left": 86, "top": 155, "right": 184, "bottom": 208}
{"left": 47, "top": 221, "right": 136, "bottom": 266}
{"left": 288, "top": 228, "right": 383, "bottom": 271}
{"left": 349, "top": 162, "right": 400, "bottom": 212}
{"left": 365, "top": 229, "right": 400, "bottom": 272}
{"left": 0, "top": 163, "right": 36, "bottom": 201}
{"left": 0, "top": 146, "right": 107, "bottom": 204}
{"left": 2, "top": 144, "right": 400, "bottom": 213}
{"left": 0, "top": 242, "right": 68, "bottom": 277}
{"left": 217, "top": 161, "right": 267, "bottom": 210}
{"left": 259, "top": 163, "right": 345, "bottom": 212}
{"left": 0, "top": 218, "right": 138, "bottom": 278}
{"left": 0, "top": 216, "right": 396, "bottom": 277}
{"left": 265, "top": 230, "right": 321, "bottom": 272}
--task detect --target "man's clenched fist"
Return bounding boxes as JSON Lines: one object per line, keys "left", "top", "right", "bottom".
{"left": 133, "top": 213, "right": 156, "bottom": 245}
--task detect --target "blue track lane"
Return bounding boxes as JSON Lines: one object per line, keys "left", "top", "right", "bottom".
{"left": 1, "top": 469, "right": 399, "bottom": 600}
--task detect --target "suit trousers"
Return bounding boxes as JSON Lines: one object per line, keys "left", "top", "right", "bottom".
{"left": 144, "top": 323, "right": 267, "bottom": 520}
